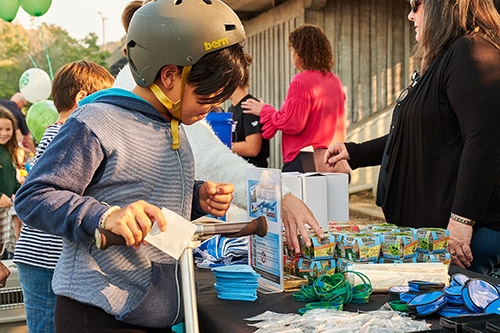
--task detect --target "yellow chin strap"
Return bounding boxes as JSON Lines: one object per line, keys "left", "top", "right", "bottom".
{"left": 149, "top": 66, "right": 192, "bottom": 150}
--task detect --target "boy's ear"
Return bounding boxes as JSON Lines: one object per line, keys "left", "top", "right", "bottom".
{"left": 159, "top": 65, "right": 181, "bottom": 90}
{"left": 74, "top": 90, "right": 87, "bottom": 108}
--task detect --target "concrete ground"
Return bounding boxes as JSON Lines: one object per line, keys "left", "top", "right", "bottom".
{"left": 348, "top": 190, "right": 386, "bottom": 226}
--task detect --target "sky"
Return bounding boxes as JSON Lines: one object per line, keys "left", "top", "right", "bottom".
{"left": 14, "top": 0, "right": 133, "bottom": 43}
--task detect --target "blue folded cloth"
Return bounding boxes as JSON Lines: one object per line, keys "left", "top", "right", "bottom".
{"left": 215, "top": 292, "right": 258, "bottom": 302}
{"left": 211, "top": 264, "right": 260, "bottom": 302}
{"left": 193, "top": 235, "right": 248, "bottom": 268}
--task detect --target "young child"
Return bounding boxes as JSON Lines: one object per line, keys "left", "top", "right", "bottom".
{"left": 117, "top": 0, "right": 326, "bottom": 255}
{"left": 14, "top": 1, "right": 246, "bottom": 331}
{"left": 13, "top": 60, "right": 115, "bottom": 333}
{"left": 228, "top": 53, "right": 269, "bottom": 167}
{"left": 0, "top": 106, "right": 21, "bottom": 258}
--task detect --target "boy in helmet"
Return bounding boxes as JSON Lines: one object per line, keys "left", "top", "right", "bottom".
{"left": 14, "top": 0, "right": 246, "bottom": 331}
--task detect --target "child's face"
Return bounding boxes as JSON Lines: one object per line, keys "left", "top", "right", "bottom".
{"left": 180, "top": 84, "right": 222, "bottom": 125}
{"left": 0, "top": 118, "right": 14, "bottom": 145}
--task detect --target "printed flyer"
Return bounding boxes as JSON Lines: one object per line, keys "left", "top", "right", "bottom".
{"left": 246, "top": 167, "right": 283, "bottom": 293}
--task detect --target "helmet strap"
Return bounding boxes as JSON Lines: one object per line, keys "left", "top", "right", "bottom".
{"left": 149, "top": 66, "right": 192, "bottom": 150}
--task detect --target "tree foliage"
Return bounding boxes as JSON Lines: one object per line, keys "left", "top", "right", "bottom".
{"left": 0, "top": 20, "right": 112, "bottom": 100}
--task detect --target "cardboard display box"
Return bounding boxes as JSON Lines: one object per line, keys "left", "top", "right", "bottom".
{"left": 282, "top": 172, "right": 349, "bottom": 229}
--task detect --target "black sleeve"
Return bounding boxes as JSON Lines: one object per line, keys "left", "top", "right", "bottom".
{"left": 346, "top": 135, "right": 388, "bottom": 170}
{"left": 191, "top": 180, "right": 207, "bottom": 220}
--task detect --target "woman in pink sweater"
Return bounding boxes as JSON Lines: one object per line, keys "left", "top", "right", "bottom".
{"left": 242, "top": 24, "right": 347, "bottom": 173}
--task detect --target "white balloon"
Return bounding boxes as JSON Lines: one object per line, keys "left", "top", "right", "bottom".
{"left": 19, "top": 68, "right": 52, "bottom": 104}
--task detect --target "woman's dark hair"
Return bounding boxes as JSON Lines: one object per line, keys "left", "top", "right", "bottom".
{"left": 415, "top": 0, "right": 500, "bottom": 72}
{"left": 288, "top": 24, "right": 334, "bottom": 72}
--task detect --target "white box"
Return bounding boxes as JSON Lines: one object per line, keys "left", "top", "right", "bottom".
{"left": 282, "top": 172, "right": 349, "bottom": 229}
{"left": 323, "top": 173, "right": 349, "bottom": 222}
{"left": 281, "top": 172, "right": 302, "bottom": 199}
{"left": 301, "top": 173, "right": 328, "bottom": 229}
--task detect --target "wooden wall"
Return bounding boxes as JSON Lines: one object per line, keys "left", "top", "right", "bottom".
{"left": 241, "top": 0, "right": 417, "bottom": 193}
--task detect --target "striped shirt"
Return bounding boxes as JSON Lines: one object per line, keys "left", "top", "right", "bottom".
{"left": 13, "top": 122, "right": 64, "bottom": 270}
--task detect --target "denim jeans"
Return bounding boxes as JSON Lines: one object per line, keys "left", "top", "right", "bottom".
{"left": 468, "top": 226, "right": 500, "bottom": 275}
{"left": 17, "top": 263, "right": 56, "bottom": 333}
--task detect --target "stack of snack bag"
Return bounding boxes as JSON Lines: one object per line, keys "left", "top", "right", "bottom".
{"left": 415, "top": 227, "right": 450, "bottom": 264}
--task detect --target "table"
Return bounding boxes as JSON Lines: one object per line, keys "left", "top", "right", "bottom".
{"left": 195, "top": 266, "right": 500, "bottom": 333}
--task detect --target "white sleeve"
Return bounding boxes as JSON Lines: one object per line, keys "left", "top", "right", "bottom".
{"left": 184, "top": 120, "right": 290, "bottom": 209}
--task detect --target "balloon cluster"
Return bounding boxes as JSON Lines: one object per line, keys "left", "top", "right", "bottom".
{"left": 0, "top": 0, "right": 52, "bottom": 22}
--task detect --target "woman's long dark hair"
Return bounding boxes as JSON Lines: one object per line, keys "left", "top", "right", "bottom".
{"left": 415, "top": 0, "right": 500, "bottom": 72}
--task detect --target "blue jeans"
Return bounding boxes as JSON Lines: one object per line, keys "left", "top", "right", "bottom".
{"left": 17, "top": 263, "right": 56, "bottom": 333}
{"left": 468, "top": 227, "right": 500, "bottom": 275}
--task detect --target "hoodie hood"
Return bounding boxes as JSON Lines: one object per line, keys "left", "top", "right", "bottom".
{"left": 79, "top": 88, "right": 169, "bottom": 124}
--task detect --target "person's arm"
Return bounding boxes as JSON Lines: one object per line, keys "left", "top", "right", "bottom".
{"left": 184, "top": 120, "right": 323, "bottom": 252}
{"left": 281, "top": 193, "right": 323, "bottom": 253}
{"left": 324, "top": 136, "right": 387, "bottom": 171}
{"left": 0, "top": 261, "right": 10, "bottom": 288}
{"left": 14, "top": 117, "right": 108, "bottom": 242}
{"left": 344, "top": 136, "right": 388, "bottom": 169}
{"left": 191, "top": 180, "right": 235, "bottom": 219}
{"left": 185, "top": 120, "right": 249, "bottom": 209}
{"left": 445, "top": 38, "right": 500, "bottom": 268}
{"left": 241, "top": 79, "right": 311, "bottom": 139}
{"left": 232, "top": 132, "right": 262, "bottom": 157}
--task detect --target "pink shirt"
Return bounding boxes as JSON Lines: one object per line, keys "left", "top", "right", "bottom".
{"left": 259, "top": 70, "right": 346, "bottom": 163}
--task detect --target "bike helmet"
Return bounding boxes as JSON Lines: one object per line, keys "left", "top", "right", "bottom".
{"left": 126, "top": 0, "right": 246, "bottom": 88}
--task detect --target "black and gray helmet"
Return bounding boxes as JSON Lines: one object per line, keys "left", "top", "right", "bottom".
{"left": 126, "top": 0, "right": 246, "bottom": 87}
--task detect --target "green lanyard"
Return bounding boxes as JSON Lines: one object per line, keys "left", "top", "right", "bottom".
{"left": 293, "top": 270, "right": 373, "bottom": 314}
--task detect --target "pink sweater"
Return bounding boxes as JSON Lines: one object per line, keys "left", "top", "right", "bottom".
{"left": 259, "top": 70, "right": 346, "bottom": 163}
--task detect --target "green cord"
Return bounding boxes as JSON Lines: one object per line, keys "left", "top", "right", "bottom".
{"left": 292, "top": 270, "right": 373, "bottom": 314}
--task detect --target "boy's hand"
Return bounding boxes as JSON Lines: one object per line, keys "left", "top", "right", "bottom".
{"left": 101, "top": 200, "right": 166, "bottom": 248}
{"left": 199, "top": 181, "right": 234, "bottom": 217}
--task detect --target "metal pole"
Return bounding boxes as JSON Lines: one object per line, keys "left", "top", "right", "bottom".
{"left": 97, "top": 11, "right": 107, "bottom": 52}
{"left": 180, "top": 240, "right": 201, "bottom": 333}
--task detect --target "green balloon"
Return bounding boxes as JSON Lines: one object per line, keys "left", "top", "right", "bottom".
{"left": 26, "top": 100, "right": 58, "bottom": 144}
{"left": 21, "top": 0, "right": 51, "bottom": 17}
{"left": 0, "top": 0, "right": 21, "bottom": 22}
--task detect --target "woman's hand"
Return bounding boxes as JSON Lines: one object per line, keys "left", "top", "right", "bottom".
{"left": 447, "top": 218, "right": 473, "bottom": 268}
{"left": 324, "top": 142, "right": 350, "bottom": 167}
{"left": 242, "top": 98, "right": 265, "bottom": 116}
{"left": 281, "top": 193, "right": 324, "bottom": 254}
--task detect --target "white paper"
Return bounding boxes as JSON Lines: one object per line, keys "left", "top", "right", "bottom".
{"left": 144, "top": 208, "right": 197, "bottom": 260}
{"left": 346, "top": 262, "right": 450, "bottom": 293}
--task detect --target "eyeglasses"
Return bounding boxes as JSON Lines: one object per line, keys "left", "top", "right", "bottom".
{"left": 410, "top": 0, "right": 421, "bottom": 13}
{"left": 397, "top": 71, "right": 420, "bottom": 104}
